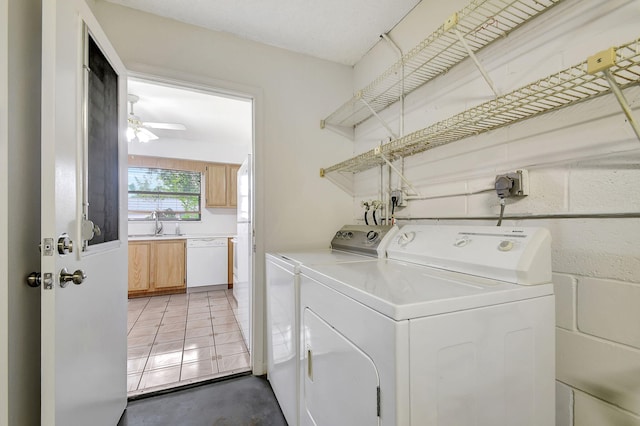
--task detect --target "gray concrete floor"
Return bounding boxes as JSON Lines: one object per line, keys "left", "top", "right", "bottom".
{"left": 118, "top": 375, "right": 288, "bottom": 426}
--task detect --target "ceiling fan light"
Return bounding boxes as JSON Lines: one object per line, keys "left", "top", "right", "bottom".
{"left": 126, "top": 126, "right": 136, "bottom": 142}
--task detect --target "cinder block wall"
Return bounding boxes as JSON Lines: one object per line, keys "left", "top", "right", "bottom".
{"left": 346, "top": 0, "right": 640, "bottom": 423}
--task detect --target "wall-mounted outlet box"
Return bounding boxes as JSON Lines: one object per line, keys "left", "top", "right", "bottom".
{"left": 390, "top": 189, "right": 407, "bottom": 207}
{"left": 495, "top": 169, "right": 529, "bottom": 198}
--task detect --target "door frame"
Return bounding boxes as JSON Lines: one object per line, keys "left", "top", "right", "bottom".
{"left": 127, "top": 69, "right": 266, "bottom": 374}
{"left": 0, "top": 0, "right": 9, "bottom": 420}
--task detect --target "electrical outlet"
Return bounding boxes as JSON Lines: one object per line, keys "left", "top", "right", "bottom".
{"left": 495, "top": 169, "right": 529, "bottom": 198}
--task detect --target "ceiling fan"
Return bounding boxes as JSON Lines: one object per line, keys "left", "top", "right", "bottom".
{"left": 127, "top": 94, "right": 186, "bottom": 143}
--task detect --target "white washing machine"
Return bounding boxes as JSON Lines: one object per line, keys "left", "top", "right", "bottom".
{"left": 266, "top": 225, "right": 399, "bottom": 426}
{"left": 299, "top": 225, "right": 556, "bottom": 426}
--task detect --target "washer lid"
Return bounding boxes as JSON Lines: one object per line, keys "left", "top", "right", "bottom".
{"left": 300, "top": 260, "right": 553, "bottom": 321}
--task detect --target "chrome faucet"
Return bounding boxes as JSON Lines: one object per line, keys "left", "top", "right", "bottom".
{"left": 151, "top": 210, "right": 164, "bottom": 235}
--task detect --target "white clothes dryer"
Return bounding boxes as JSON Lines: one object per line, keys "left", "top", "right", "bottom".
{"left": 266, "top": 225, "right": 399, "bottom": 426}
{"left": 299, "top": 225, "right": 555, "bottom": 426}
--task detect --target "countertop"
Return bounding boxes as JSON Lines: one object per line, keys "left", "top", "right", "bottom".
{"left": 128, "top": 234, "right": 236, "bottom": 241}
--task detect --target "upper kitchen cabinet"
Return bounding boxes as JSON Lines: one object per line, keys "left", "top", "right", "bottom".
{"left": 227, "top": 164, "right": 240, "bottom": 207}
{"left": 206, "top": 163, "right": 241, "bottom": 208}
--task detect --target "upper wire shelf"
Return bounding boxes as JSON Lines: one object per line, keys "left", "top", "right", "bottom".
{"left": 321, "top": 38, "right": 640, "bottom": 177}
{"left": 321, "top": 0, "right": 564, "bottom": 132}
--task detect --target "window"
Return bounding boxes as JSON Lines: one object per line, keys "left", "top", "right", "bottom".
{"left": 128, "top": 167, "right": 201, "bottom": 221}
{"left": 85, "top": 32, "right": 119, "bottom": 246}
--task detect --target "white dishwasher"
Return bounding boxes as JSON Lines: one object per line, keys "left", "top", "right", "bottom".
{"left": 187, "top": 238, "right": 228, "bottom": 288}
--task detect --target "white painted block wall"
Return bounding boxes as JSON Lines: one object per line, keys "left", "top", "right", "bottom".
{"left": 93, "top": 1, "right": 354, "bottom": 253}
{"left": 348, "top": 0, "right": 640, "bottom": 424}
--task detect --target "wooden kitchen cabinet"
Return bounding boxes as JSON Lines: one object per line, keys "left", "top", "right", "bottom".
{"left": 128, "top": 239, "right": 186, "bottom": 298}
{"left": 152, "top": 240, "right": 186, "bottom": 290}
{"left": 128, "top": 242, "right": 151, "bottom": 293}
{"left": 205, "top": 163, "right": 240, "bottom": 208}
{"left": 227, "top": 164, "right": 240, "bottom": 207}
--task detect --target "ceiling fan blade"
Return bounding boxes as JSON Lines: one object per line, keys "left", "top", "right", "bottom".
{"left": 143, "top": 122, "right": 187, "bottom": 131}
{"left": 137, "top": 127, "right": 159, "bottom": 143}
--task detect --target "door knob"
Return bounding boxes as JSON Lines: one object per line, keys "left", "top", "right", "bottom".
{"left": 59, "top": 268, "right": 87, "bottom": 287}
{"left": 27, "top": 272, "right": 42, "bottom": 287}
{"left": 57, "top": 234, "right": 73, "bottom": 255}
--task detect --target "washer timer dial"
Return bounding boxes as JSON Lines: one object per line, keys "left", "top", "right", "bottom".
{"left": 498, "top": 240, "right": 514, "bottom": 251}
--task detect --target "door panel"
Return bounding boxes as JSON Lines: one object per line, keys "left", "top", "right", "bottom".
{"left": 205, "top": 164, "right": 227, "bottom": 207}
{"left": 302, "top": 308, "right": 379, "bottom": 426}
{"left": 153, "top": 240, "right": 185, "bottom": 289}
{"left": 128, "top": 243, "right": 151, "bottom": 292}
{"left": 41, "top": 0, "right": 128, "bottom": 424}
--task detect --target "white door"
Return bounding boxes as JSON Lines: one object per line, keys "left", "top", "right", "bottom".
{"left": 40, "top": 0, "right": 128, "bottom": 424}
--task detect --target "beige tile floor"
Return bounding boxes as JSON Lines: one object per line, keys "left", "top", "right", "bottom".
{"left": 127, "top": 289, "right": 250, "bottom": 395}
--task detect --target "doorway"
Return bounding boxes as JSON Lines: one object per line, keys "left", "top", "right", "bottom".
{"left": 124, "top": 77, "right": 254, "bottom": 395}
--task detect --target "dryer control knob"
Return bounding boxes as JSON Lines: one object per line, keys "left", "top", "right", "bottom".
{"left": 498, "top": 240, "right": 514, "bottom": 251}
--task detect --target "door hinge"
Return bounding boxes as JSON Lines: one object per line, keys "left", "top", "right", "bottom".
{"left": 377, "top": 386, "right": 381, "bottom": 417}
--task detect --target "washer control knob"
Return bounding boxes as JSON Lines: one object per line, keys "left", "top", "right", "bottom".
{"left": 397, "top": 232, "right": 416, "bottom": 246}
{"left": 498, "top": 240, "right": 514, "bottom": 251}
{"left": 454, "top": 237, "right": 470, "bottom": 248}
{"left": 335, "top": 231, "right": 342, "bottom": 239}
{"left": 346, "top": 232, "right": 354, "bottom": 239}
{"left": 366, "top": 231, "right": 379, "bottom": 242}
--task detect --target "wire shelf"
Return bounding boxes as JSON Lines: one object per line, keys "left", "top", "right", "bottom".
{"left": 321, "top": 0, "right": 564, "bottom": 130}
{"left": 322, "top": 38, "right": 640, "bottom": 176}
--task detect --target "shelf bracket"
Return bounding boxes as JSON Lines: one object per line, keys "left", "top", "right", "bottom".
{"left": 453, "top": 27, "right": 500, "bottom": 97}
{"left": 320, "top": 168, "right": 355, "bottom": 196}
{"left": 376, "top": 148, "right": 420, "bottom": 196}
{"left": 587, "top": 47, "right": 640, "bottom": 142}
{"left": 360, "top": 98, "right": 399, "bottom": 140}
{"left": 381, "top": 32, "right": 405, "bottom": 137}
{"left": 320, "top": 120, "right": 355, "bottom": 140}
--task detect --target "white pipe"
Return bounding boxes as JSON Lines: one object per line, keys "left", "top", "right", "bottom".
{"left": 405, "top": 187, "right": 495, "bottom": 201}
{"left": 381, "top": 33, "right": 404, "bottom": 137}
{"left": 379, "top": 153, "right": 420, "bottom": 196}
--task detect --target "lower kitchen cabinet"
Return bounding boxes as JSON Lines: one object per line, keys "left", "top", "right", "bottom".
{"left": 128, "top": 239, "right": 186, "bottom": 298}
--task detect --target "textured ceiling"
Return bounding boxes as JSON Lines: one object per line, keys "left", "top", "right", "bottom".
{"left": 101, "top": 0, "right": 421, "bottom": 65}
{"left": 128, "top": 79, "right": 252, "bottom": 146}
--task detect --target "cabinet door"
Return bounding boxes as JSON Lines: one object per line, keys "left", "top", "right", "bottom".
{"left": 205, "top": 164, "right": 227, "bottom": 207}
{"left": 128, "top": 242, "right": 151, "bottom": 292}
{"left": 227, "top": 164, "right": 240, "bottom": 207}
{"left": 152, "top": 240, "right": 186, "bottom": 289}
